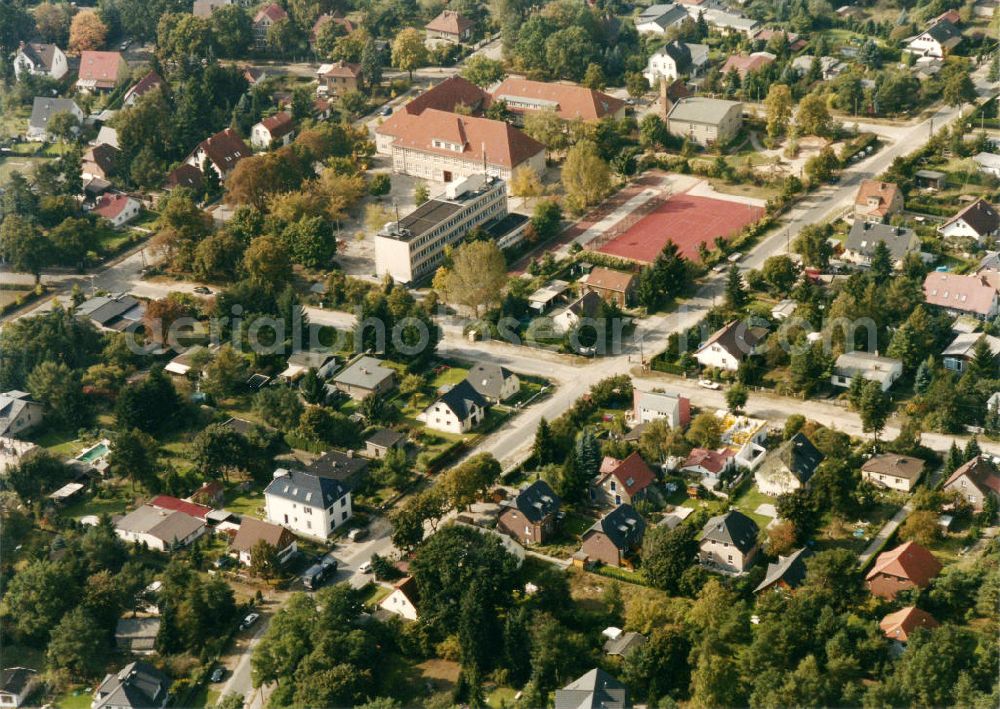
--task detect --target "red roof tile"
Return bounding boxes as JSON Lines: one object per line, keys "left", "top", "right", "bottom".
{"left": 721, "top": 52, "right": 775, "bottom": 78}
{"left": 682, "top": 448, "right": 733, "bottom": 475}
{"left": 193, "top": 128, "right": 251, "bottom": 172}
{"left": 866, "top": 541, "right": 942, "bottom": 588}
{"left": 123, "top": 70, "right": 163, "bottom": 103}
{"left": 78, "top": 51, "right": 124, "bottom": 86}
{"left": 255, "top": 3, "right": 288, "bottom": 23}
{"left": 944, "top": 455, "right": 1000, "bottom": 496}
{"left": 260, "top": 111, "right": 294, "bottom": 138}
{"left": 880, "top": 606, "right": 938, "bottom": 643}
{"left": 923, "top": 272, "right": 998, "bottom": 317}
{"left": 150, "top": 494, "right": 212, "bottom": 521}
{"left": 378, "top": 76, "right": 491, "bottom": 139}
{"left": 855, "top": 180, "right": 902, "bottom": 217}
{"left": 600, "top": 452, "right": 656, "bottom": 497}
{"left": 426, "top": 10, "right": 474, "bottom": 35}
{"left": 92, "top": 193, "right": 135, "bottom": 219}
{"left": 492, "top": 78, "right": 626, "bottom": 122}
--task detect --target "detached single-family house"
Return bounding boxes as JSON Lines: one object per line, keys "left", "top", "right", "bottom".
{"left": 93, "top": 193, "right": 141, "bottom": 228}
{"left": 318, "top": 61, "right": 363, "bottom": 97}
{"left": 939, "top": 199, "right": 1000, "bottom": 241}
{"left": 465, "top": 362, "right": 520, "bottom": 403}
{"left": 843, "top": 222, "right": 919, "bottom": 269}
{"left": 76, "top": 293, "right": 144, "bottom": 331}
{"left": 861, "top": 454, "right": 926, "bottom": 492}
{"left": 332, "top": 356, "right": 397, "bottom": 399}
{"left": 279, "top": 351, "right": 337, "bottom": 381}
{"left": 906, "top": 19, "right": 962, "bottom": 58}
{"left": 554, "top": 669, "right": 628, "bottom": 709}
{"left": 93, "top": 662, "right": 170, "bottom": 709}
{"left": 699, "top": 510, "right": 760, "bottom": 574}
{"left": 880, "top": 606, "right": 938, "bottom": 647}
{"left": 942, "top": 332, "right": 1000, "bottom": 372}
{"left": 304, "top": 449, "right": 370, "bottom": 490}
{"left": 230, "top": 517, "right": 298, "bottom": 567}
{"left": 0, "top": 392, "right": 44, "bottom": 438}
{"left": 579, "top": 267, "right": 637, "bottom": 307}
{"left": 115, "top": 505, "right": 206, "bottom": 552}
{"left": 497, "top": 479, "right": 561, "bottom": 545}
{"left": 0, "top": 667, "right": 37, "bottom": 708}
{"left": 310, "top": 13, "right": 356, "bottom": 49}
{"left": 643, "top": 40, "right": 706, "bottom": 85}
{"left": 379, "top": 576, "right": 420, "bottom": 620}
{"left": 27, "top": 97, "right": 83, "bottom": 141}
{"left": 419, "top": 379, "right": 488, "bottom": 434}
{"left": 77, "top": 51, "right": 127, "bottom": 91}
{"left": 82, "top": 143, "right": 120, "bottom": 181}
{"left": 14, "top": 42, "right": 68, "bottom": 80}
{"left": 943, "top": 455, "right": 1000, "bottom": 513}
{"left": 592, "top": 452, "right": 657, "bottom": 507}
{"left": 636, "top": 3, "right": 690, "bottom": 34}
{"left": 632, "top": 389, "right": 691, "bottom": 428}
{"left": 552, "top": 291, "right": 604, "bottom": 333}
{"left": 854, "top": 180, "right": 904, "bottom": 223}
{"left": 755, "top": 432, "right": 823, "bottom": 496}
{"left": 115, "top": 617, "right": 160, "bottom": 655}
{"left": 830, "top": 351, "right": 903, "bottom": 392}
{"left": 720, "top": 51, "right": 775, "bottom": 79}
{"left": 681, "top": 447, "right": 734, "bottom": 478}
{"left": 122, "top": 71, "right": 164, "bottom": 107}
{"left": 425, "top": 10, "right": 474, "bottom": 43}
{"left": 603, "top": 629, "right": 647, "bottom": 658}
{"left": 580, "top": 504, "right": 646, "bottom": 568}
{"left": 253, "top": 3, "right": 288, "bottom": 48}
{"left": 923, "top": 272, "right": 1000, "bottom": 319}
{"left": 694, "top": 320, "right": 767, "bottom": 371}
{"left": 365, "top": 428, "right": 406, "bottom": 459}
{"left": 790, "top": 55, "right": 845, "bottom": 80}
{"left": 251, "top": 111, "right": 295, "bottom": 149}
{"left": 264, "top": 468, "right": 353, "bottom": 541}
{"left": 866, "top": 540, "right": 941, "bottom": 600}
{"left": 666, "top": 96, "right": 743, "bottom": 146}
{"left": 184, "top": 128, "right": 251, "bottom": 180}
{"left": 754, "top": 547, "right": 812, "bottom": 593}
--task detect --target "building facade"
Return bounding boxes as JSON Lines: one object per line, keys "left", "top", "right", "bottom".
{"left": 264, "top": 468, "right": 352, "bottom": 541}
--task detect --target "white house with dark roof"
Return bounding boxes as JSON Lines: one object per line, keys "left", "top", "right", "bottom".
{"left": 230, "top": 517, "right": 297, "bottom": 566}
{"left": 14, "top": 42, "right": 68, "bottom": 80}
{"left": 644, "top": 41, "right": 708, "bottom": 85}
{"left": 843, "top": 222, "right": 920, "bottom": 269}
{"left": 906, "top": 19, "right": 962, "bottom": 57}
{"left": 755, "top": 432, "right": 824, "bottom": 496}
{"left": 755, "top": 547, "right": 812, "bottom": 593}
{"left": 465, "top": 362, "right": 520, "bottom": 403}
{"left": 940, "top": 199, "right": 1000, "bottom": 241}
{"left": 0, "top": 391, "right": 44, "bottom": 439}
{"left": 0, "top": 667, "right": 37, "bottom": 708}
{"left": 92, "top": 661, "right": 170, "bottom": 709}
{"left": 27, "top": 97, "right": 83, "bottom": 141}
{"left": 419, "top": 379, "right": 488, "bottom": 434}
{"left": 694, "top": 320, "right": 767, "bottom": 371}
{"left": 264, "top": 468, "right": 352, "bottom": 540}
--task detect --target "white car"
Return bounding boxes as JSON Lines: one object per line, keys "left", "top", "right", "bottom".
{"left": 698, "top": 379, "right": 721, "bottom": 390}
{"left": 240, "top": 612, "right": 260, "bottom": 630}
{"left": 358, "top": 560, "right": 373, "bottom": 574}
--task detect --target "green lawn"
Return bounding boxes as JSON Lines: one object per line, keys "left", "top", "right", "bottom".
{"left": 54, "top": 690, "right": 93, "bottom": 709}
{"left": 730, "top": 483, "right": 775, "bottom": 529}
{"left": 487, "top": 687, "right": 518, "bottom": 708}
{"left": 431, "top": 364, "right": 470, "bottom": 388}
{"left": 224, "top": 490, "right": 266, "bottom": 517}
{"left": 361, "top": 583, "right": 392, "bottom": 608}
{"left": 62, "top": 491, "right": 132, "bottom": 519}
{"left": 0, "top": 155, "right": 46, "bottom": 184}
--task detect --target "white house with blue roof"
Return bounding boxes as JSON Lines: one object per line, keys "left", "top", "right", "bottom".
{"left": 264, "top": 468, "right": 352, "bottom": 541}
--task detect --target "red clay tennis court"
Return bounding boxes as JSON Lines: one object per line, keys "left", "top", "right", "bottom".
{"left": 596, "top": 194, "right": 765, "bottom": 263}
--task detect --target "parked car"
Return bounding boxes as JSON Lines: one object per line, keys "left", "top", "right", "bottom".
{"left": 193, "top": 286, "right": 212, "bottom": 294}
{"left": 358, "top": 560, "right": 373, "bottom": 574}
{"left": 302, "top": 555, "right": 338, "bottom": 590}
{"left": 347, "top": 527, "right": 368, "bottom": 542}
{"left": 698, "top": 379, "right": 721, "bottom": 390}
{"left": 240, "top": 612, "right": 260, "bottom": 630}
{"left": 210, "top": 668, "right": 225, "bottom": 683}
{"left": 380, "top": 106, "right": 392, "bottom": 116}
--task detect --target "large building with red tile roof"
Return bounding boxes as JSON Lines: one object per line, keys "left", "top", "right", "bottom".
{"left": 77, "top": 51, "right": 127, "bottom": 91}
{"left": 943, "top": 455, "right": 1000, "bottom": 512}
{"left": 385, "top": 108, "right": 545, "bottom": 188}
{"left": 184, "top": 127, "right": 251, "bottom": 180}
{"left": 866, "top": 541, "right": 942, "bottom": 600}
{"left": 425, "top": 10, "right": 475, "bottom": 42}
{"left": 375, "top": 75, "right": 492, "bottom": 153}
{"left": 923, "top": 271, "right": 1000, "bottom": 319}
{"left": 491, "top": 78, "right": 627, "bottom": 124}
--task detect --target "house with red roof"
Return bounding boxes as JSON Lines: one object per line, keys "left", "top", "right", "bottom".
{"left": 318, "top": 61, "right": 363, "bottom": 97}
{"left": 149, "top": 495, "right": 213, "bottom": 521}
{"left": 184, "top": 127, "right": 251, "bottom": 180}
{"left": 866, "top": 541, "right": 942, "bottom": 600}
{"left": 384, "top": 108, "right": 545, "bottom": 190}
{"left": 425, "top": 10, "right": 475, "bottom": 43}
{"left": 92, "top": 193, "right": 140, "bottom": 228}
{"left": 165, "top": 163, "right": 204, "bottom": 192}
{"left": 923, "top": 271, "right": 1000, "bottom": 319}
{"left": 253, "top": 4, "right": 288, "bottom": 48}
{"left": 880, "top": 606, "right": 938, "bottom": 647}
{"left": 680, "top": 448, "right": 734, "bottom": 478}
{"left": 251, "top": 111, "right": 295, "bottom": 149}
{"left": 122, "top": 71, "right": 164, "bottom": 107}
{"left": 591, "top": 452, "right": 656, "bottom": 507}
{"left": 375, "top": 75, "right": 492, "bottom": 153}
{"left": 491, "top": 78, "right": 627, "bottom": 124}
{"left": 82, "top": 143, "right": 120, "bottom": 181}
{"left": 311, "top": 13, "right": 357, "bottom": 48}
{"left": 854, "top": 180, "right": 904, "bottom": 223}
{"left": 942, "top": 455, "right": 1000, "bottom": 512}
{"left": 77, "top": 51, "right": 127, "bottom": 91}
{"left": 720, "top": 51, "right": 775, "bottom": 79}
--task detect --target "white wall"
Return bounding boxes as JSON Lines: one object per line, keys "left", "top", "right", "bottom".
{"left": 265, "top": 490, "right": 352, "bottom": 541}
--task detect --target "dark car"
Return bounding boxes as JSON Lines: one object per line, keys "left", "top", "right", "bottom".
{"left": 380, "top": 106, "right": 393, "bottom": 116}
{"left": 302, "top": 554, "right": 338, "bottom": 590}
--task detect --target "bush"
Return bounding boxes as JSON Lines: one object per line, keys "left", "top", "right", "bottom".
{"left": 368, "top": 173, "right": 391, "bottom": 196}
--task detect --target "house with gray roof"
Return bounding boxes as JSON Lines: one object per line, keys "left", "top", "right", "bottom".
{"left": 498, "top": 479, "right": 561, "bottom": 545}
{"left": 755, "top": 547, "right": 813, "bottom": 593}
{"left": 699, "top": 509, "right": 760, "bottom": 573}
{"left": 365, "top": 428, "right": 406, "bottom": 458}
{"left": 14, "top": 42, "right": 68, "bottom": 80}
{"left": 465, "top": 362, "right": 520, "bottom": 403}
{"left": 304, "top": 449, "right": 370, "bottom": 489}
{"left": 419, "top": 378, "right": 488, "bottom": 434}
{"left": 0, "top": 391, "right": 44, "bottom": 439}
{"left": 0, "top": 667, "right": 38, "bottom": 708}
{"left": 844, "top": 222, "right": 920, "bottom": 268}
{"left": 27, "top": 97, "right": 84, "bottom": 141}
{"left": 555, "top": 668, "right": 629, "bottom": 709}
{"left": 603, "top": 629, "right": 647, "bottom": 657}
{"left": 115, "top": 617, "right": 161, "bottom": 655}
{"left": 830, "top": 351, "right": 903, "bottom": 392}
{"left": 76, "top": 293, "right": 144, "bottom": 331}
{"left": 115, "top": 505, "right": 206, "bottom": 552}
{"left": 666, "top": 96, "right": 743, "bottom": 146}
{"left": 755, "top": 432, "right": 824, "bottom": 496}
{"left": 906, "top": 19, "right": 962, "bottom": 57}
{"left": 635, "top": 3, "right": 689, "bottom": 34}
{"left": 332, "top": 355, "right": 397, "bottom": 400}
{"left": 264, "top": 468, "right": 352, "bottom": 541}
{"left": 580, "top": 504, "right": 646, "bottom": 568}
{"left": 93, "top": 661, "right": 170, "bottom": 709}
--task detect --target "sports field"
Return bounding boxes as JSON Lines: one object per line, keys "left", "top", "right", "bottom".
{"left": 596, "top": 193, "right": 764, "bottom": 263}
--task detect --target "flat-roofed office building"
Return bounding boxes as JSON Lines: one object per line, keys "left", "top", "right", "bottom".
{"left": 375, "top": 174, "right": 507, "bottom": 283}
